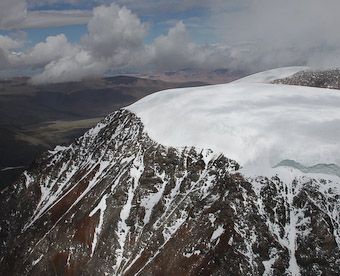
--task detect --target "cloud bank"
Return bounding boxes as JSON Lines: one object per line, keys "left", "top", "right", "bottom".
{"left": 211, "top": 0, "right": 340, "bottom": 70}
{"left": 1, "top": 1, "right": 340, "bottom": 83}
{"left": 1, "top": 3, "right": 244, "bottom": 84}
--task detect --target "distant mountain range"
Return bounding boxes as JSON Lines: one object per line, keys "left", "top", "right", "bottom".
{"left": 131, "top": 68, "right": 246, "bottom": 84}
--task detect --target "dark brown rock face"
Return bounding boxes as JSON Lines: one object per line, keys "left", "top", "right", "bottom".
{"left": 1, "top": 109, "right": 339, "bottom": 275}
{"left": 272, "top": 69, "right": 340, "bottom": 90}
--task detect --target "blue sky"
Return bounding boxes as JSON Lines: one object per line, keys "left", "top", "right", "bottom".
{"left": 0, "top": 0, "right": 339, "bottom": 83}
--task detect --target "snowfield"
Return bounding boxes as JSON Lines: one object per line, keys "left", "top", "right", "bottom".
{"left": 234, "top": 66, "right": 310, "bottom": 83}
{"left": 127, "top": 67, "right": 340, "bottom": 275}
{"left": 127, "top": 67, "right": 340, "bottom": 176}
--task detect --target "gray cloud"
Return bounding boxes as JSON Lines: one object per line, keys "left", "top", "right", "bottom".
{"left": 210, "top": 0, "right": 340, "bottom": 70}
{"left": 27, "top": 0, "right": 110, "bottom": 6}
{"left": 0, "top": 49, "right": 10, "bottom": 69}
{"left": 0, "top": 33, "right": 26, "bottom": 69}
{"left": 0, "top": 0, "right": 27, "bottom": 29}
{"left": 16, "top": 10, "right": 92, "bottom": 29}
{"left": 114, "top": 0, "right": 211, "bottom": 14}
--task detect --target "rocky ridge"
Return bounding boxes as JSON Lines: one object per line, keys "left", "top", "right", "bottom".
{"left": 272, "top": 69, "right": 340, "bottom": 90}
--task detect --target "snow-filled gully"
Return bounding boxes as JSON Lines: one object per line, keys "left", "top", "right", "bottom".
{"left": 248, "top": 176, "right": 301, "bottom": 275}
{"left": 114, "top": 150, "right": 144, "bottom": 275}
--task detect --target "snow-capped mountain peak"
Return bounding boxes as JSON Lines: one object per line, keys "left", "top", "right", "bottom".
{"left": 1, "top": 67, "right": 340, "bottom": 276}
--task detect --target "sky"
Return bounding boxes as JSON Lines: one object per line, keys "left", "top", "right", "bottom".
{"left": 0, "top": 0, "right": 340, "bottom": 83}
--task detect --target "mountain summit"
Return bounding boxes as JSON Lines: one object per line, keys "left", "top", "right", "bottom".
{"left": 1, "top": 67, "right": 340, "bottom": 275}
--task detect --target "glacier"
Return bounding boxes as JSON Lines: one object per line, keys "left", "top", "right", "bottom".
{"left": 127, "top": 66, "right": 340, "bottom": 175}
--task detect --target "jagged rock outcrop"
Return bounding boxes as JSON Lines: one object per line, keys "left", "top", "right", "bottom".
{"left": 1, "top": 109, "right": 340, "bottom": 275}
{"left": 272, "top": 69, "right": 340, "bottom": 90}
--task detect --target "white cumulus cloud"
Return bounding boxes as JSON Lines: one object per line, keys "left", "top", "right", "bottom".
{"left": 30, "top": 50, "right": 106, "bottom": 83}
{"left": 146, "top": 21, "right": 244, "bottom": 71}
{"left": 14, "top": 34, "right": 78, "bottom": 66}
{"left": 28, "top": 2, "right": 148, "bottom": 83}
{"left": 83, "top": 3, "right": 147, "bottom": 60}
{"left": 0, "top": 35, "right": 25, "bottom": 51}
